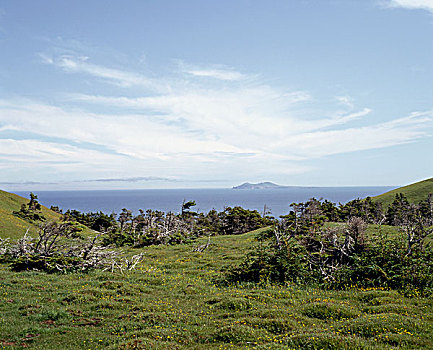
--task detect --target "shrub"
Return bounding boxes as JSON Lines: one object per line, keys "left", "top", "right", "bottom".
{"left": 10, "top": 254, "right": 82, "bottom": 273}
{"left": 12, "top": 193, "right": 46, "bottom": 223}
{"left": 227, "top": 197, "right": 433, "bottom": 293}
{"left": 0, "top": 222, "right": 143, "bottom": 273}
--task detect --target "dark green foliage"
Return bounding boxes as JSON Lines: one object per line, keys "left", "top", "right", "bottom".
{"left": 332, "top": 239, "right": 433, "bottom": 292}
{"left": 386, "top": 193, "right": 411, "bottom": 226}
{"left": 319, "top": 199, "right": 340, "bottom": 222}
{"left": 63, "top": 209, "right": 117, "bottom": 231}
{"left": 50, "top": 205, "right": 62, "bottom": 214}
{"left": 219, "top": 206, "right": 274, "bottom": 235}
{"left": 12, "top": 192, "right": 46, "bottom": 223}
{"left": 339, "top": 197, "right": 384, "bottom": 223}
{"left": 103, "top": 209, "right": 200, "bottom": 247}
{"left": 181, "top": 199, "right": 197, "bottom": 216}
{"left": 195, "top": 209, "right": 222, "bottom": 235}
{"left": 48, "top": 193, "right": 433, "bottom": 253}
{"left": 98, "top": 203, "right": 273, "bottom": 247}
{"left": 229, "top": 195, "right": 433, "bottom": 294}
{"left": 10, "top": 254, "right": 82, "bottom": 273}
{"left": 228, "top": 232, "right": 313, "bottom": 284}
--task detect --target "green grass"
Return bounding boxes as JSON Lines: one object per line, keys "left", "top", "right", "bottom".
{"left": 1, "top": 228, "right": 432, "bottom": 349}
{"left": 373, "top": 177, "right": 433, "bottom": 207}
{"left": 0, "top": 189, "right": 97, "bottom": 239}
{"left": 0, "top": 190, "right": 61, "bottom": 239}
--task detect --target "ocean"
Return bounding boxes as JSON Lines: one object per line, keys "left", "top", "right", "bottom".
{"left": 14, "top": 187, "right": 394, "bottom": 218}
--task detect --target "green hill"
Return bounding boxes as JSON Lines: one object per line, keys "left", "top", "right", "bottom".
{"left": 373, "top": 177, "right": 433, "bottom": 207}
{"left": 0, "top": 189, "right": 62, "bottom": 239}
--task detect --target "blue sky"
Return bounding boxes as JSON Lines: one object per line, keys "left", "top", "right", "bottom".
{"left": 0, "top": 0, "right": 432, "bottom": 190}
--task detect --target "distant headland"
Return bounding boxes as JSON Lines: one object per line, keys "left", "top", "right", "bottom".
{"left": 232, "top": 182, "right": 293, "bottom": 190}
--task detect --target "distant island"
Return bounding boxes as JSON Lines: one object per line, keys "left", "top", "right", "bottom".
{"left": 233, "top": 182, "right": 291, "bottom": 190}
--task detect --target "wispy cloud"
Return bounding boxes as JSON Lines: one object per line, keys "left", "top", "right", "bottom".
{"left": 273, "top": 111, "right": 432, "bottom": 158}
{"left": 84, "top": 176, "right": 174, "bottom": 183}
{"left": 335, "top": 96, "right": 355, "bottom": 109}
{"left": 186, "top": 68, "right": 245, "bottom": 81}
{"left": 179, "top": 61, "right": 247, "bottom": 81}
{"left": 1, "top": 54, "right": 432, "bottom": 187}
{"left": 42, "top": 54, "right": 166, "bottom": 90}
{"left": 0, "top": 180, "right": 59, "bottom": 185}
{"left": 385, "top": 0, "right": 433, "bottom": 13}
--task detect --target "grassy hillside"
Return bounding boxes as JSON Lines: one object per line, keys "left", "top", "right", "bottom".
{"left": 1, "top": 227, "right": 432, "bottom": 349}
{"left": 0, "top": 190, "right": 61, "bottom": 239}
{"left": 373, "top": 177, "right": 433, "bottom": 207}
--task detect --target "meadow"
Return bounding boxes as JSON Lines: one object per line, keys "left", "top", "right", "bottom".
{"left": 1, "top": 228, "right": 432, "bottom": 350}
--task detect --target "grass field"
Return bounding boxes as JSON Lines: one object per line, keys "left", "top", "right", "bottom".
{"left": 0, "top": 190, "right": 97, "bottom": 240}
{"left": 0, "top": 190, "right": 61, "bottom": 240}
{"left": 1, "top": 228, "right": 432, "bottom": 350}
{"left": 373, "top": 177, "right": 433, "bottom": 207}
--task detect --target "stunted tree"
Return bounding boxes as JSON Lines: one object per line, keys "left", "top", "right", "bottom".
{"left": 220, "top": 206, "right": 269, "bottom": 235}
{"left": 399, "top": 203, "right": 433, "bottom": 256}
{"left": 118, "top": 208, "right": 132, "bottom": 232}
{"left": 386, "top": 193, "right": 411, "bottom": 226}
{"left": 181, "top": 200, "right": 197, "bottom": 216}
{"left": 12, "top": 192, "right": 46, "bottom": 223}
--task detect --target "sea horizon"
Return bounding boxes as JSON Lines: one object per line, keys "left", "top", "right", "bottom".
{"left": 13, "top": 186, "right": 396, "bottom": 218}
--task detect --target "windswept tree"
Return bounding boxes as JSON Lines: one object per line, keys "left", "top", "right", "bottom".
{"left": 12, "top": 192, "right": 46, "bottom": 223}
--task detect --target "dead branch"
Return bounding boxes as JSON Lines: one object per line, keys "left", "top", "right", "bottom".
{"left": 193, "top": 235, "right": 211, "bottom": 252}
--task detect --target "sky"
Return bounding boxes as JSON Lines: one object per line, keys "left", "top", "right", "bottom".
{"left": 0, "top": 0, "right": 432, "bottom": 190}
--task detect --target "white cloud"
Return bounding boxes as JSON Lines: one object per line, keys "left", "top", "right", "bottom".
{"left": 386, "top": 0, "right": 433, "bottom": 12}
{"left": 335, "top": 96, "right": 354, "bottom": 109}
{"left": 1, "top": 56, "right": 432, "bottom": 186}
{"left": 178, "top": 61, "right": 247, "bottom": 81}
{"left": 272, "top": 111, "right": 432, "bottom": 158}
{"left": 43, "top": 55, "right": 167, "bottom": 91}
{"left": 186, "top": 68, "right": 245, "bottom": 81}
{"left": 1, "top": 94, "right": 430, "bottom": 184}
{"left": 0, "top": 99, "right": 248, "bottom": 160}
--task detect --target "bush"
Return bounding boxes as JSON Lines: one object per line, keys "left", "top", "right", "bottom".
{"left": 12, "top": 192, "right": 46, "bottom": 223}
{"left": 227, "top": 197, "right": 433, "bottom": 293}
{"left": 0, "top": 222, "right": 143, "bottom": 274}
{"left": 10, "top": 254, "right": 82, "bottom": 273}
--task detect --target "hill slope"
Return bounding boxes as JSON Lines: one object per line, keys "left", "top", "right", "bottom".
{"left": 373, "top": 177, "right": 433, "bottom": 207}
{"left": 0, "top": 189, "right": 61, "bottom": 239}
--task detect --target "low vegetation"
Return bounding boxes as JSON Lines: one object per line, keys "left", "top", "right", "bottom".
{"left": 1, "top": 230, "right": 432, "bottom": 349}
{"left": 63, "top": 201, "right": 275, "bottom": 248}
{"left": 373, "top": 177, "right": 433, "bottom": 208}
{"left": 0, "top": 222, "right": 137, "bottom": 274}
{"left": 0, "top": 185, "right": 432, "bottom": 349}
{"left": 228, "top": 203, "right": 433, "bottom": 294}
{"left": 0, "top": 190, "right": 61, "bottom": 239}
